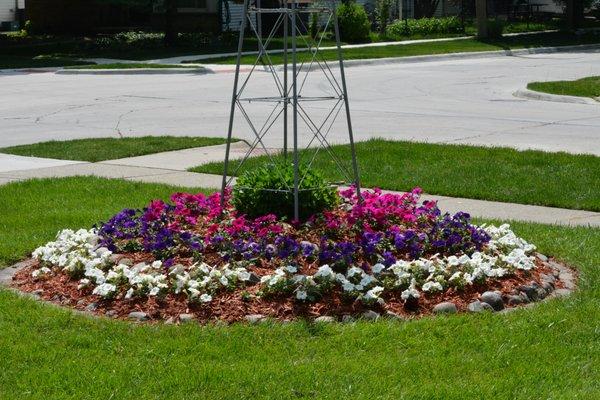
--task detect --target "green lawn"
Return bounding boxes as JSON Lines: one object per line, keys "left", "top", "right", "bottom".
{"left": 190, "top": 31, "right": 600, "bottom": 65}
{"left": 63, "top": 63, "right": 205, "bottom": 70}
{"left": 528, "top": 76, "right": 600, "bottom": 99}
{"left": 0, "top": 54, "right": 92, "bottom": 69}
{"left": 191, "top": 139, "right": 600, "bottom": 212}
{"left": 0, "top": 177, "right": 599, "bottom": 399}
{"left": 0, "top": 136, "right": 232, "bottom": 163}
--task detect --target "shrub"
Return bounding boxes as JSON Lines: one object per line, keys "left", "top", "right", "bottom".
{"left": 386, "top": 16, "right": 463, "bottom": 38}
{"left": 232, "top": 163, "right": 338, "bottom": 221}
{"left": 485, "top": 19, "right": 505, "bottom": 39}
{"left": 337, "top": 2, "right": 371, "bottom": 43}
{"left": 375, "top": 0, "right": 393, "bottom": 34}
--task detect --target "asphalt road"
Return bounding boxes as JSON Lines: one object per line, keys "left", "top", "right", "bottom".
{"left": 1, "top": 50, "right": 600, "bottom": 155}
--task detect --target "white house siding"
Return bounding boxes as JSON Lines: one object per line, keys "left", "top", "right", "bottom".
{"left": 224, "top": 0, "right": 257, "bottom": 31}
{"left": 0, "top": 0, "right": 16, "bottom": 23}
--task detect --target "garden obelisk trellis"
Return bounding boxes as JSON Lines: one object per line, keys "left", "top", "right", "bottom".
{"left": 220, "top": 0, "right": 361, "bottom": 220}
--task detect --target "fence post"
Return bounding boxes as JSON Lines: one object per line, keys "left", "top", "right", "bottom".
{"left": 476, "top": 0, "right": 487, "bottom": 39}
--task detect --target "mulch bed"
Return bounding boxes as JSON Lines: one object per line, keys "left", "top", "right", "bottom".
{"left": 9, "top": 255, "right": 574, "bottom": 324}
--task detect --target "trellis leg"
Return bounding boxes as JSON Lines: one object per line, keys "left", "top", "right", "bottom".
{"left": 332, "top": 3, "right": 362, "bottom": 201}
{"left": 283, "top": 0, "right": 289, "bottom": 161}
{"left": 221, "top": 0, "right": 250, "bottom": 209}
{"left": 291, "top": 0, "right": 299, "bottom": 221}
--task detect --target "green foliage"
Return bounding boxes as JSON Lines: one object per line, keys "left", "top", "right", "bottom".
{"left": 386, "top": 16, "right": 464, "bottom": 38}
{"left": 336, "top": 2, "right": 371, "bottom": 43}
{"left": 486, "top": 19, "right": 505, "bottom": 39}
{"left": 375, "top": 0, "right": 393, "bottom": 34}
{"left": 310, "top": 12, "right": 319, "bottom": 39}
{"left": 85, "top": 31, "right": 214, "bottom": 52}
{"left": 232, "top": 163, "right": 338, "bottom": 221}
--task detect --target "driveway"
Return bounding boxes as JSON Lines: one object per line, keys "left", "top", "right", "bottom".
{"left": 1, "top": 50, "right": 600, "bottom": 155}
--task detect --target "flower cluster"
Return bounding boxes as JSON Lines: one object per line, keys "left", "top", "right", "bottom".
{"left": 95, "top": 188, "right": 491, "bottom": 272}
{"left": 29, "top": 187, "right": 540, "bottom": 309}
{"left": 32, "top": 229, "right": 112, "bottom": 278}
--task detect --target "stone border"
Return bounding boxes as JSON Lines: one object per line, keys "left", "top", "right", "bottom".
{"left": 0, "top": 253, "right": 577, "bottom": 324}
{"left": 514, "top": 89, "right": 599, "bottom": 105}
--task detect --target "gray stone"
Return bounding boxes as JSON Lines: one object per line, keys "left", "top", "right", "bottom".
{"left": 480, "top": 291, "right": 504, "bottom": 311}
{"left": 385, "top": 311, "right": 405, "bottom": 320}
{"left": 119, "top": 258, "right": 133, "bottom": 266}
{"left": 76, "top": 299, "right": 86, "bottom": 306}
{"left": 553, "top": 288, "right": 572, "bottom": 298}
{"left": 341, "top": 315, "right": 355, "bottom": 323}
{"left": 540, "top": 273, "right": 556, "bottom": 285}
{"left": 132, "top": 262, "right": 147, "bottom": 270}
{"left": 362, "top": 310, "right": 381, "bottom": 320}
{"left": 433, "top": 302, "right": 457, "bottom": 314}
{"left": 247, "top": 272, "right": 261, "bottom": 284}
{"left": 245, "top": 314, "right": 266, "bottom": 324}
{"left": 109, "top": 254, "right": 122, "bottom": 264}
{"left": 314, "top": 316, "right": 336, "bottom": 323}
{"left": 179, "top": 313, "right": 195, "bottom": 323}
{"left": 536, "top": 253, "right": 548, "bottom": 262}
{"left": 541, "top": 281, "right": 554, "bottom": 294}
{"left": 519, "top": 285, "right": 539, "bottom": 302}
{"left": 467, "top": 300, "right": 493, "bottom": 313}
{"left": 32, "top": 289, "right": 43, "bottom": 296}
{"left": 128, "top": 311, "right": 149, "bottom": 321}
{"left": 164, "top": 317, "right": 175, "bottom": 325}
{"left": 105, "top": 310, "right": 118, "bottom": 318}
{"left": 85, "top": 302, "right": 98, "bottom": 312}
{"left": 0, "top": 267, "right": 18, "bottom": 285}
{"left": 505, "top": 295, "right": 526, "bottom": 306}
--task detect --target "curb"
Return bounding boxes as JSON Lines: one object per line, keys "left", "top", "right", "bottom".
{"left": 513, "top": 88, "right": 599, "bottom": 105}
{"left": 55, "top": 67, "right": 211, "bottom": 75}
{"left": 339, "top": 43, "right": 600, "bottom": 69}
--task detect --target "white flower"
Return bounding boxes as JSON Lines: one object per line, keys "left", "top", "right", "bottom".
{"left": 314, "top": 264, "right": 334, "bottom": 279}
{"left": 342, "top": 281, "right": 355, "bottom": 292}
{"left": 422, "top": 281, "right": 443, "bottom": 293}
{"left": 296, "top": 290, "right": 308, "bottom": 300}
{"left": 237, "top": 270, "right": 251, "bottom": 281}
{"left": 92, "top": 283, "right": 117, "bottom": 298}
{"left": 285, "top": 265, "right": 298, "bottom": 274}
{"left": 371, "top": 263, "right": 385, "bottom": 274}
{"left": 401, "top": 280, "right": 420, "bottom": 300}
{"left": 199, "top": 293, "right": 212, "bottom": 303}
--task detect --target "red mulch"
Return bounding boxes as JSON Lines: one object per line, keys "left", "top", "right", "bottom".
{"left": 10, "top": 256, "right": 573, "bottom": 324}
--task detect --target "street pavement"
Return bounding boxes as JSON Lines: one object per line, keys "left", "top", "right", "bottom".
{"left": 1, "top": 49, "right": 600, "bottom": 154}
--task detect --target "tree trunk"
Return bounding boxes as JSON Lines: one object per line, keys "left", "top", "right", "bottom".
{"left": 566, "top": 0, "right": 584, "bottom": 30}
{"left": 164, "top": 0, "right": 178, "bottom": 46}
{"left": 476, "top": 0, "right": 487, "bottom": 38}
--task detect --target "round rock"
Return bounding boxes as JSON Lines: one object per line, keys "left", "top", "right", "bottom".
{"left": 467, "top": 300, "right": 493, "bottom": 313}
{"left": 244, "top": 314, "right": 266, "bottom": 324}
{"left": 314, "top": 316, "right": 336, "bottom": 323}
{"left": 433, "top": 302, "right": 457, "bottom": 314}
{"left": 480, "top": 291, "right": 504, "bottom": 311}
{"left": 128, "top": 311, "right": 149, "bottom": 321}
{"left": 361, "top": 310, "right": 380, "bottom": 320}
{"left": 179, "top": 313, "right": 195, "bottom": 323}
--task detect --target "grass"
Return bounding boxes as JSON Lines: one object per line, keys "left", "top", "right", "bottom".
{"left": 63, "top": 62, "right": 204, "bottom": 70}
{"left": 191, "top": 139, "right": 600, "bottom": 212}
{"left": 0, "top": 54, "right": 92, "bottom": 69}
{"left": 0, "top": 176, "right": 599, "bottom": 399}
{"left": 0, "top": 136, "right": 233, "bottom": 163}
{"left": 528, "top": 76, "right": 600, "bottom": 99}
{"left": 191, "top": 31, "right": 600, "bottom": 64}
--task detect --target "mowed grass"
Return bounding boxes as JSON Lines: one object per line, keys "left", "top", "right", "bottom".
{"left": 0, "top": 177, "right": 208, "bottom": 267}
{"left": 0, "top": 136, "right": 232, "bottom": 163}
{"left": 192, "top": 31, "right": 600, "bottom": 65}
{"left": 0, "top": 177, "right": 599, "bottom": 399}
{"left": 191, "top": 139, "right": 600, "bottom": 212}
{"left": 528, "top": 76, "right": 600, "bottom": 98}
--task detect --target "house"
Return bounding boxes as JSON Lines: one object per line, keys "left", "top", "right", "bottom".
{"left": 24, "top": 0, "right": 222, "bottom": 34}
{"left": 0, "top": 0, "right": 25, "bottom": 30}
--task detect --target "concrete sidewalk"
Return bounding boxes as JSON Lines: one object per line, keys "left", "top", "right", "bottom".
{"left": 0, "top": 143, "right": 598, "bottom": 228}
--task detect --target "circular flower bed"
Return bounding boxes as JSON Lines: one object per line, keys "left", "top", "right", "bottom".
{"left": 11, "top": 187, "right": 574, "bottom": 323}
